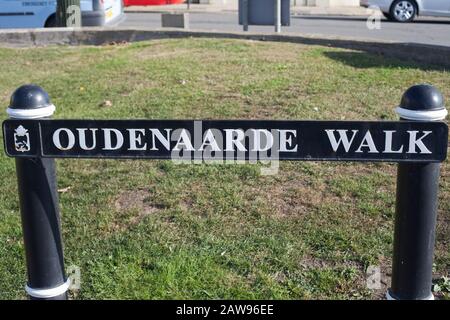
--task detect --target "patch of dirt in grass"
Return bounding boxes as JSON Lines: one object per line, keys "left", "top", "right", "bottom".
{"left": 112, "top": 189, "right": 162, "bottom": 232}
{"left": 271, "top": 164, "right": 396, "bottom": 216}
{"left": 259, "top": 177, "right": 340, "bottom": 218}
{"left": 299, "top": 254, "right": 392, "bottom": 300}
{"left": 179, "top": 198, "right": 194, "bottom": 212}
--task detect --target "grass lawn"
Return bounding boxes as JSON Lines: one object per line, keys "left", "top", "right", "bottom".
{"left": 0, "top": 38, "right": 448, "bottom": 300}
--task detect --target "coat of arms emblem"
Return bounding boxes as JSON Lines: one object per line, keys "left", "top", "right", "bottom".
{"left": 14, "top": 125, "right": 30, "bottom": 152}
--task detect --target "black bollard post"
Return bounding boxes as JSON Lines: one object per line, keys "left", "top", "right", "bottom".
{"left": 388, "top": 84, "right": 448, "bottom": 300}
{"left": 7, "top": 85, "right": 69, "bottom": 300}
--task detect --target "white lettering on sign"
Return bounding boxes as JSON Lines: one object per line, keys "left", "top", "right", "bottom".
{"left": 127, "top": 129, "right": 146, "bottom": 151}
{"left": 407, "top": 131, "right": 432, "bottom": 154}
{"left": 53, "top": 128, "right": 75, "bottom": 150}
{"left": 325, "top": 130, "right": 358, "bottom": 152}
{"left": 199, "top": 129, "right": 221, "bottom": 152}
{"left": 173, "top": 129, "right": 195, "bottom": 151}
{"left": 103, "top": 128, "right": 124, "bottom": 150}
{"left": 224, "top": 129, "right": 246, "bottom": 152}
{"left": 48, "top": 126, "right": 434, "bottom": 158}
{"left": 279, "top": 129, "right": 297, "bottom": 152}
{"left": 250, "top": 129, "right": 273, "bottom": 152}
{"left": 355, "top": 131, "right": 378, "bottom": 153}
{"left": 325, "top": 129, "right": 433, "bottom": 154}
{"left": 77, "top": 128, "right": 97, "bottom": 151}
{"left": 383, "top": 130, "right": 403, "bottom": 153}
{"left": 149, "top": 129, "right": 171, "bottom": 151}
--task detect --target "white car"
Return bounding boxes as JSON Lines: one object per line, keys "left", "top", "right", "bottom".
{"left": 361, "top": 0, "right": 450, "bottom": 22}
{"left": 0, "top": 0, "right": 124, "bottom": 28}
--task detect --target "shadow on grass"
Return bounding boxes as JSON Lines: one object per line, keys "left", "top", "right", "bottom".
{"left": 3, "top": 28, "right": 450, "bottom": 71}
{"left": 322, "top": 50, "right": 448, "bottom": 72}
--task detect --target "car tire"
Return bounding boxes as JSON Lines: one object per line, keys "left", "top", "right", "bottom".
{"left": 44, "top": 14, "right": 57, "bottom": 28}
{"left": 382, "top": 12, "right": 393, "bottom": 21}
{"left": 389, "top": 0, "right": 417, "bottom": 22}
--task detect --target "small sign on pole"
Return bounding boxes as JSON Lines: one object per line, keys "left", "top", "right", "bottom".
{"left": 239, "top": 0, "right": 290, "bottom": 32}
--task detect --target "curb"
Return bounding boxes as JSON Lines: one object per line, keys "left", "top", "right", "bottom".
{"left": 124, "top": 8, "right": 238, "bottom": 14}
{"left": 124, "top": 10, "right": 374, "bottom": 17}
{"left": 123, "top": 9, "right": 375, "bottom": 17}
{"left": 0, "top": 27, "right": 448, "bottom": 67}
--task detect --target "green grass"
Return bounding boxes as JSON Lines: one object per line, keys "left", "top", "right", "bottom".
{"left": 0, "top": 38, "right": 448, "bottom": 300}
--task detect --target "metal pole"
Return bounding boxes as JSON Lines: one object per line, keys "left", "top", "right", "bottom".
{"left": 243, "top": 0, "right": 249, "bottom": 32}
{"left": 7, "top": 85, "right": 69, "bottom": 300}
{"left": 274, "top": 0, "right": 281, "bottom": 33}
{"left": 388, "top": 84, "right": 448, "bottom": 300}
{"left": 187, "top": 0, "right": 190, "bottom": 10}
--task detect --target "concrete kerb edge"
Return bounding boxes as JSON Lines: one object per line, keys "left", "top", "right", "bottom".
{"left": 0, "top": 28, "right": 449, "bottom": 68}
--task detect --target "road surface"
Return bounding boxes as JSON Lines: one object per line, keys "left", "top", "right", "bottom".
{"left": 120, "top": 12, "right": 450, "bottom": 47}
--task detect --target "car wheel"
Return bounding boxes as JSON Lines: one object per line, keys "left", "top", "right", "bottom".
{"left": 389, "top": 0, "right": 417, "bottom": 22}
{"left": 44, "top": 14, "right": 57, "bottom": 28}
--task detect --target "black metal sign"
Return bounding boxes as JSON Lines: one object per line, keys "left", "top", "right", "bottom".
{"left": 2, "top": 119, "right": 448, "bottom": 162}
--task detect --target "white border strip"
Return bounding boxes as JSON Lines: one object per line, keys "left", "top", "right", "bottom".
{"left": 386, "top": 291, "right": 434, "bottom": 300}
{"left": 25, "top": 278, "right": 71, "bottom": 298}
{"left": 7, "top": 104, "right": 55, "bottom": 119}
{"left": 396, "top": 107, "right": 448, "bottom": 121}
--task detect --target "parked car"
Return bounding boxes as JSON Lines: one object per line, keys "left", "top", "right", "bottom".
{"left": 361, "top": 0, "right": 450, "bottom": 22}
{"left": 0, "top": 0, "right": 124, "bottom": 28}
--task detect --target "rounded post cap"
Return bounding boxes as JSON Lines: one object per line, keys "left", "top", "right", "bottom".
{"left": 7, "top": 84, "right": 55, "bottom": 119}
{"left": 396, "top": 84, "right": 447, "bottom": 121}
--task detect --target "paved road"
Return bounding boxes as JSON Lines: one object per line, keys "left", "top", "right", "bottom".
{"left": 120, "top": 12, "right": 450, "bottom": 47}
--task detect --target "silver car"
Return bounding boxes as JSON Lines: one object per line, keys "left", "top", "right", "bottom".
{"left": 361, "top": 0, "right": 450, "bottom": 22}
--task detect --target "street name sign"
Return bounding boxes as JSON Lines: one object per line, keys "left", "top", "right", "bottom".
{"left": 3, "top": 119, "right": 448, "bottom": 162}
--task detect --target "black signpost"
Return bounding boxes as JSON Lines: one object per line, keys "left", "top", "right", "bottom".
{"left": 6, "top": 85, "right": 68, "bottom": 300}
{"left": 2, "top": 83, "right": 448, "bottom": 300}
{"left": 389, "top": 85, "right": 448, "bottom": 300}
